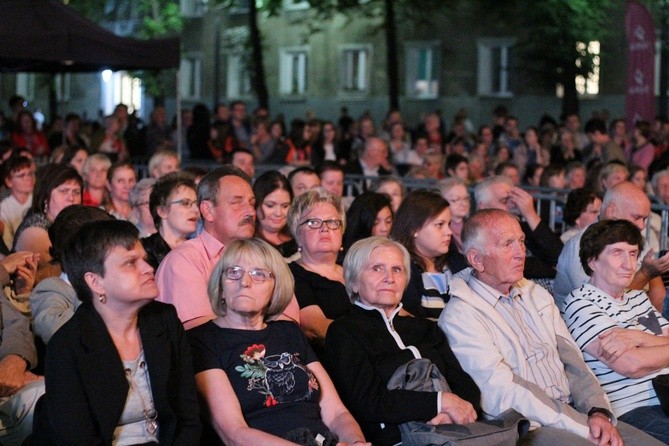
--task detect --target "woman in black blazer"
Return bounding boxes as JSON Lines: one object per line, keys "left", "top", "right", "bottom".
{"left": 33, "top": 220, "right": 200, "bottom": 445}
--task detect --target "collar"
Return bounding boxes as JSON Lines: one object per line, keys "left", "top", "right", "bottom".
{"left": 354, "top": 300, "right": 403, "bottom": 321}
{"left": 468, "top": 273, "right": 522, "bottom": 308}
{"left": 199, "top": 228, "right": 226, "bottom": 261}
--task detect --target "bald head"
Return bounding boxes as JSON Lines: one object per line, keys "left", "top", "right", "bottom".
{"left": 601, "top": 181, "right": 650, "bottom": 231}
{"left": 362, "top": 137, "right": 389, "bottom": 169}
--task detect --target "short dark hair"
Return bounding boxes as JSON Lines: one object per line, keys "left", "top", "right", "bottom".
{"left": 584, "top": 118, "right": 607, "bottom": 134}
{"left": 564, "top": 188, "right": 599, "bottom": 226}
{"left": 445, "top": 154, "right": 468, "bottom": 175}
{"left": 62, "top": 220, "right": 139, "bottom": 302}
{"left": 197, "top": 165, "right": 251, "bottom": 206}
{"left": 253, "top": 170, "right": 293, "bottom": 235}
{"left": 2, "top": 155, "right": 32, "bottom": 181}
{"left": 494, "top": 161, "right": 518, "bottom": 176}
{"left": 149, "top": 172, "right": 197, "bottom": 228}
{"left": 106, "top": 160, "right": 136, "bottom": 183}
{"left": 317, "top": 160, "right": 344, "bottom": 177}
{"left": 343, "top": 192, "right": 392, "bottom": 252}
{"left": 390, "top": 189, "right": 450, "bottom": 271}
{"left": 287, "top": 166, "right": 317, "bottom": 184}
{"left": 579, "top": 219, "right": 643, "bottom": 276}
{"left": 31, "top": 164, "right": 83, "bottom": 214}
{"left": 48, "top": 205, "right": 114, "bottom": 264}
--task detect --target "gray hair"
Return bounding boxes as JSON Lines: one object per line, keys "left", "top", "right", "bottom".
{"left": 129, "top": 178, "right": 156, "bottom": 207}
{"left": 197, "top": 165, "right": 251, "bottom": 206}
{"left": 343, "top": 236, "right": 411, "bottom": 303}
{"left": 208, "top": 238, "right": 294, "bottom": 320}
{"left": 370, "top": 175, "right": 406, "bottom": 198}
{"left": 474, "top": 175, "right": 512, "bottom": 209}
{"left": 82, "top": 153, "right": 112, "bottom": 179}
{"left": 651, "top": 170, "right": 669, "bottom": 193}
{"left": 287, "top": 187, "right": 346, "bottom": 240}
{"left": 148, "top": 150, "right": 179, "bottom": 178}
{"left": 437, "top": 177, "right": 466, "bottom": 198}
{"left": 462, "top": 208, "right": 514, "bottom": 255}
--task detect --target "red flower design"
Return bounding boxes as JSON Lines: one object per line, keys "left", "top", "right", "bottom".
{"left": 243, "top": 344, "right": 266, "bottom": 360}
{"left": 264, "top": 395, "right": 278, "bottom": 407}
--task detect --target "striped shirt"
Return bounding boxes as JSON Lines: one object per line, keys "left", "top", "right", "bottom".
{"left": 468, "top": 275, "right": 571, "bottom": 403}
{"left": 420, "top": 270, "right": 451, "bottom": 320}
{"left": 563, "top": 283, "right": 669, "bottom": 417}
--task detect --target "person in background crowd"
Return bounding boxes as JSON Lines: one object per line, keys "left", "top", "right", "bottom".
{"left": 341, "top": 192, "right": 393, "bottom": 258}
{"left": 560, "top": 188, "right": 601, "bottom": 243}
{"left": 312, "top": 121, "right": 345, "bottom": 167}
{"left": 566, "top": 161, "right": 587, "bottom": 190}
{"left": 188, "top": 238, "right": 368, "bottom": 446}
{"left": 103, "top": 161, "right": 137, "bottom": 221}
{"left": 370, "top": 176, "right": 405, "bottom": 214}
{"left": 142, "top": 172, "right": 198, "bottom": 271}
{"left": 231, "top": 148, "right": 255, "bottom": 179}
{"left": 148, "top": 149, "right": 180, "bottom": 179}
{"left": 11, "top": 111, "right": 49, "bottom": 159}
{"left": 598, "top": 161, "right": 629, "bottom": 195}
{"left": 48, "top": 113, "right": 89, "bottom": 152}
{"left": 252, "top": 171, "right": 298, "bottom": 260}
{"left": 494, "top": 161, "right": 521, "bottom": 186}
{"left": 144, "top": 105, "right": 173, "bottom": 155}
{"left": 318, "top": 161, "right": 345, "bottom": 199}
{"left": 288, "top": 166, "right": 321, "bottom": 198}
{"left": 630, "top": 164, "right": 651, "bottom": 194}
{"left": 81, "top": 153, "right": 111, "bottom": 207}
{"left": 438, "top": 177, "right": 471, "bottom": 274}
{"left": 128, "top": 178, "right": 156, "bottom": 238}
{"left": 0, "top": 156, "right": 35, "bottom": 250}
{"left": 97, "top": 115, "right": 128, "bottom": 163}
{"left": 59, "top": 145, "right": 88, "bottom": 177}
{"left": 14, "top": 164, "right": 82, "bottom": 281}
{"left": 629, "top": 120, "right": 656, "bottom": 172}
{"left": 445, "top": 154, "right": 469, "bottom": 183}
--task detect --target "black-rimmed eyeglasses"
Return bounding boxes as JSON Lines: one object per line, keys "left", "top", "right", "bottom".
{"left": 298, "top": 218, "right": 343, "bottom": 230}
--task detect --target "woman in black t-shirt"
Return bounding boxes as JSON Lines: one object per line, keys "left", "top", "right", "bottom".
{"left": 189, "top": 238, "right": 368, "bottom": 446}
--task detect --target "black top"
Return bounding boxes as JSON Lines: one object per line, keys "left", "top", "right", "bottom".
{"left": 189, "top": 320, "right": 330, "bottom": 439}
{"left": 289, "top": 262, "right": 352, "bottom": 319}
{"left": 520, "top": 219, "right": 563, "bottom": 280}
{"left": 141, "top": 232, "right": 172, "bottom": 271}
{"left": 325, "top": 304, "right": 481, "bottom": 446}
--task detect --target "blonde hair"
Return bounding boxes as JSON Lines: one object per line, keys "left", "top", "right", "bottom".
{"left": 287, "top": 187, "right": 346, "bottom": 240}
{"left": 208, "top": 238, "right": 294, "bottom": 320}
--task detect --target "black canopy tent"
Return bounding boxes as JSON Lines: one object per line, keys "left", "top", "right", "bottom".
{"left": 0, "top": 0, "right": 180, "bottom": 73}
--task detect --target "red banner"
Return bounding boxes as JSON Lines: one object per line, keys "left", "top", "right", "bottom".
{"left": 625, "top": 0, "right": 656, "bottom": 129}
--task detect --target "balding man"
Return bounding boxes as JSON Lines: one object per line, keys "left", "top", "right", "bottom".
{"left": 439, "top": 209, "right": 662, "bottom": 446}
{"left": 553, "top": 181, "right": 669, "bottom": 311}
{"left": 475, "top": 176, "right": 563, "bottom": 288}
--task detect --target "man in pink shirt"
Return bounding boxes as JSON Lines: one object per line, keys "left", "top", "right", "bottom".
{"left": 156, "top": 166, "right": 257, "bottom": 329}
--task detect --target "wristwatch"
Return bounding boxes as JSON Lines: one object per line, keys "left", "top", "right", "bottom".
{"left": 587, "top": 407, "right": 613, "bottom": 423}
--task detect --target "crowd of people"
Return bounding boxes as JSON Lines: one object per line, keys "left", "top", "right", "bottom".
{"left": 4, "top": 95, "right": 669, "bottom": 445}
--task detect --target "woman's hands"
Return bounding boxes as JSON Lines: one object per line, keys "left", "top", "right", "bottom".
{"left": 428, "top": 392, "right": 477, "bottom": 425}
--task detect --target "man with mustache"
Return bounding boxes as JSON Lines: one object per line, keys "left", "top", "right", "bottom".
{"left": 439, "top": 209, "right": 661, "bottom": 446}
{"left": 156, "top": 166, "right": 258, "bottom": 329}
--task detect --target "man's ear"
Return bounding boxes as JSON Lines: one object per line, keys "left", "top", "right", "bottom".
{"left": 466, "top": 248, "right": 484, "bottom": 273}
{"left": 199, "top": 200, "right": 215, "bottom": 223}
{"left": 603, "top": 203, "right": 615, "bottom": 220}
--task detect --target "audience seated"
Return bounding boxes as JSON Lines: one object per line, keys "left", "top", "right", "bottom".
{"left": 188, "top": 238, "right": 368, "bottom": 446}
{"left": 370, "top": 175, "right": 405, "bottom": 213}
{"left": 102, "top": 161, "right": 137, "bottom": 221}
{"left": 287, "top": 188, "right": 351, "bottom": 356}
{"left": 342, "top": 192, "right": 393, "bottom": 257}
{"left": 554, "top": 182, "right": 669, "bottom": 311}
{"left": 33, "top": 220, "right": 201, "bottom": 444}
{"left": 439, "top": 209, "right": 661, "bottom": 445}
{"left": 437, "top": 177, "right": 471, "bottom": 274}
{"left": 141, "top": 172, "right": 198, "bottom": 271}
{"left": 390, "top": 189, "right": 453, "bottom": 319}
{"left": 30, "top": 205, "right": 113, "bottom": 346}
{"left": 563, "top": 219, "right": 669, "bottom": 443}
{"left": 252, "top": 171, "right": 298, "bottom": 260}
{"left": 560, "top": 188, "right": 601, "bottom": 243}
{"left": 81, "top": 153, "right": 111, "bottom": 207}
{"left": 325, "top": 237, "right": 481, "bottom": 446}
{"left": 0, "top": 156, "right": 35, "bottom": 251}
{"left": 128, "top": 178, "right": 156, "bottom": 238}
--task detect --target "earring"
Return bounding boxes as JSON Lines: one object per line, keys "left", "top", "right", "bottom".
{"left": 413, "top": 233, "right": 418, "bottom": 238}
{"left": 297, "top": 246, "right": 302, "bottom": 252}
{"left": 98, "top": 293, "right": 106, "bottom": 304}
{"left": 339, "top": 246, "right": 344, "bottom": 252}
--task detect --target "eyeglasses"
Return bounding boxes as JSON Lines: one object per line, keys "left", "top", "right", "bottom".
{"left": 224, "top": 266, "right": 274, "bottom": 283}
{"left": 298, "top": 218, "right": 343, "bottom": 230}
{"left": 168, "top": 198, "right": 198, "bottom": 209}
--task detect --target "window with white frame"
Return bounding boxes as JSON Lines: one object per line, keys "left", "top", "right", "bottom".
{"left": 280, "top": 47, "right": 308, "bottom": 96}
{"left": 180, "top": 55, "right": 202, "bottom": 100}
{"left": 100, "top": 71, "right": 141, "bottom": 115}
{"left": 180, "top": 0, "right": 208, "bottom": 17}
{"left": 55, "top": 73, "right": 71, "bottom": 102}
{"left": 340, "top": 46, "right": 370, "bottom": 94}
{"left": 225, "top": 53, "right": 252, "bottom": 98}
{"left": 477, "top": 38, "right": 514, "bottom": 97}
{"left": 406, "top": 43, "right": 440, "bottom": 98}
{"left": 16, "top": 73, "right": 35, "bottom": 101}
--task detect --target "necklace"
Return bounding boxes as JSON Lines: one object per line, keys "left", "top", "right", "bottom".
{"left": 124, "top": 353, "right": 158, "bottom": 435}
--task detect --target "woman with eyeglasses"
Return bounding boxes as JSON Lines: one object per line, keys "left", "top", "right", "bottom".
{"left": 287, "top": 188, "right": 352, "bottom": 359}
{"left": 141, "top": 172, "right": 199, "bottom": 271}
{"left": 188, "top": 238, "right": 369, "bottom": 446}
